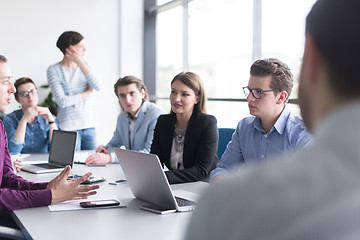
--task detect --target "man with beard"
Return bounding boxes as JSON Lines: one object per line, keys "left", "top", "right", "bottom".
{"left": 185, "top": 0, "right": 360, "bottom": 239}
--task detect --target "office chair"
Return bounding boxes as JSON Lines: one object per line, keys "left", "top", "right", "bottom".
{"left": 0, "top": 213, "right": 29, "bottom": 240}
{"left": 217, "top": 128, "right": 235, "bottom": 159}
{"left": 0, "top": 226, "right": 26, "bottom": 240}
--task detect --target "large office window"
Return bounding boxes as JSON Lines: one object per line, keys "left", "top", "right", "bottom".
{"left": 261, "top": 0, "right": 317, "bottom": 98}
{"left": 157, "top": 6, "right": 183, "bottom": 99}
{"left": 149, "top": 0, "right": 316, "bottom": 127}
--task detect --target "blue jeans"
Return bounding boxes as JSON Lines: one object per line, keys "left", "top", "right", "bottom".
{"left": 75, "top": 128, "right": 97, "bottom": 151}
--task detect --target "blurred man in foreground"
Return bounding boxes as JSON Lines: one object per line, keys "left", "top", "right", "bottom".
{"left": 185, "top": 0, "right": 360, "bottom": 239}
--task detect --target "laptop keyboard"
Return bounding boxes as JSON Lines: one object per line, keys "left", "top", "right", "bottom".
{"left": 33, "top": 163, "right": 61, "bottom": 169}
{"left": 175, "top": 196, "right": 195, "bottom": 207}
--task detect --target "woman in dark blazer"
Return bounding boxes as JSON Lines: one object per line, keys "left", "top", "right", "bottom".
{"left": 151, "top": 72, "right": 219, "bottom": 184}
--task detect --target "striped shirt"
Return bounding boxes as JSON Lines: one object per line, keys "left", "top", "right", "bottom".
{"left": 47, "top": 63, "right": 100, "bottom": 131}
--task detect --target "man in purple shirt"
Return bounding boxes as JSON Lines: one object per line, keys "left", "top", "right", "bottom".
{"left": 0, "top": 55, "right": 99, "bottom": 212}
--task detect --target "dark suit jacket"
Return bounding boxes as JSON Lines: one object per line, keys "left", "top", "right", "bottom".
{"left": 151, "top": 111, "right": 219, "bottom": 184}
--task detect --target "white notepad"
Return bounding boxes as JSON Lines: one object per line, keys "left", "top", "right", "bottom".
{"left": 48, "top": 196, "right": 126, "bottom": 212}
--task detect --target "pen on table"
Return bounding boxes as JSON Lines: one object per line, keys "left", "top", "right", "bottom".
{"left": 109, "top": 179, "right": 127, "bottom": 185}
{"left": 67, "top": 175, "right": 94, "bottom": 180}
{"left": 74, "top": 161, "right": 86, "bottom": 165}
{"left": 100, "top": 146, "right": 109, "bottom": 153}
{"left": 74, "top": 162, "right": 106, "bottom": 166}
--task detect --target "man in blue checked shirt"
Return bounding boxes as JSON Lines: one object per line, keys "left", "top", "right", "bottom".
{"left": 210, "top": 58, "right": 312, "bottom": 182}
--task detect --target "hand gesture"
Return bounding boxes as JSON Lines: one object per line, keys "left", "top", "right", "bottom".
{"left": 14, "top": 158, "right": 23, "bottom": 172}
{"left": 87, "top": 84, "right": 93, "bottom": 92}
{"left": 96, "top": 145, "right": 109, "bottom": 154}
{"left": 47, "top": 166, "right": 99, "bottom": 204}
{"left": 65, "top": 45, "right": 84, "bottom": 65}
{"left": 22, "top": 107, "right": 38, "bottom": 123}
{"left": 81, "top": 84, "right": 94, "bottom": 100}
{"left": 211, "top": 175, "right": 225, "bottom": 184}
{"left": 36, "top": 106, "right": 55, "bottom": 122}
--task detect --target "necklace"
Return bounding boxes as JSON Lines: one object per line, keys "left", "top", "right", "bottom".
{"left": 174, "top": 128, "right": 186, "bottom": 144}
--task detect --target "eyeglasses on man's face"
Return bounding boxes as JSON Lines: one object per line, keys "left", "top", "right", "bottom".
{"left": 17, "top": 89, "right": 38, "bottom": 98}
{"left": 242, "top": 86, "right": 280, "bottom": 99}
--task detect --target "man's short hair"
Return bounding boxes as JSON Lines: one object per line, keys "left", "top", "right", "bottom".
{"left": 250, "top": 58, "right": 293, "bottom": 101}
{"left": 0, "top": 55, "right": 7, "bottom": 63}
{"left": 306, "top": 0, "right": 360, "bottom": 98}
{"left": 114, "top": 76, "right": 149, "bottom": 101}
{"left": 56, "top": 31, "right": 84, "bottom": 54}
{"left": 14, "top": 77, "right": 37, "bottom": 101}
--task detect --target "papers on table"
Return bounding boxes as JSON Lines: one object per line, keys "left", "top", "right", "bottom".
{"left": 19, "top": 154, "right": 31, "bottom": 159}
{"left": 48, "top": 196, "right": 126, "bottom": 212}
{"left": 73, "top": 151, "right": 91, "bottom": 164}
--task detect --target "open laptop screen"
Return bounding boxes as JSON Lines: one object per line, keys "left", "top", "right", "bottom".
{"left": 48, "top": 130, "right": 77, "bottom": 167}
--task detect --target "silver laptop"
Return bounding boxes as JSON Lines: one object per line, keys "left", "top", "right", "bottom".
{"left": 114, "top": 148, "right": 196, "bottom": 214}
{"left": 22, "top": 130, "right": 77, "bottom": 174}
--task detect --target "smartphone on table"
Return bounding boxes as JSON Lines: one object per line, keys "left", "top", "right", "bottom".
{"left": 80, "top": 199, "right": 120, "bottom": 208}
{"left": 67, "top": 175, "right": 106, "bottom": 185}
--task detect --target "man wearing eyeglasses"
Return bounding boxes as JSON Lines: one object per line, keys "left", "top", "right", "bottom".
{"left": 210, "top": 58, "right": 312, "bottom": 182}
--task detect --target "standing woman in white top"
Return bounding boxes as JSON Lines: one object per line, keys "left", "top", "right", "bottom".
{"left": 47, "top": 31, "right": 100, "bottom": 150}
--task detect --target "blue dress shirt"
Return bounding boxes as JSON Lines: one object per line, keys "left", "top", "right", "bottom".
{"left": 210, "top": 105, "right": 312, "bottom": 180}
{"left": 106, "top": 101, "right": 164, "bottom": 161}
{"left": 3, "top": 109, "right": 53, "bottom": 153}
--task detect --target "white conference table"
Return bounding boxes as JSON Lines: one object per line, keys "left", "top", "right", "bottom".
{"left": 13, "top": 152, "right": 209, "bottom": 240}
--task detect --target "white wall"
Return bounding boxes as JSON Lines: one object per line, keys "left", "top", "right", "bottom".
{"left": 0, "top": 0, "right": 144, "bottom": 145}
{"left": 120, "top": 0, "right": 144, "bottom": 77}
